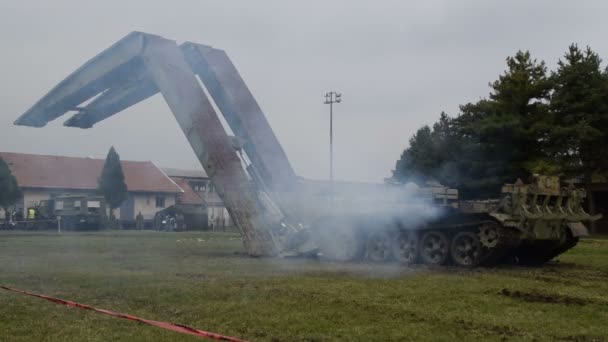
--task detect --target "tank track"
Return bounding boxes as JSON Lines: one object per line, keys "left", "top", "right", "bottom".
{"left": 359, "top": 219, "right": 522, "bottom": 267}
{"left": 318, "top": 219, "right": 582, "bottom": 268}
{"left": 477, "top": 221, "right": 521, "bottom": 266}
{"left": 514, "top": 226, "right": 580, "bottom": 266}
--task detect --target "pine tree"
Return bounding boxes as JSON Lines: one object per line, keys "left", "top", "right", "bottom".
{"left": 98, "top": 147, "right": 128, "bottom": 224}
{"left": 461, "top": 51, "right": 551, "bottom": 196}
{"left": 392, "top": 113, "right": 462, "bottom": 186}
{"left": 548, "top": 45, "right": 608, "bottom": 232}
{"left": 548, "top": 45, "right": 608, "bottom": 180}
{"left": 0, "top": 157, "right": 21, "bottom": 212}
{"left": 392, "top": 51, "right": 552, "bottom": 199}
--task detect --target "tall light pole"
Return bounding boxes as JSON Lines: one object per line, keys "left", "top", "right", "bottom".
{"left": 324, "top": 91, "right": 341, "bottom": 185}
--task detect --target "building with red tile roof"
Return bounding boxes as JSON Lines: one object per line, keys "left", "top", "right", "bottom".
{"left": 162, "top": 167, "right": 232, "bottom": 229}
{"left": 170, "top": 177, "right": 205, "bottom": 206}
{"left": 0, "top": 152, "right": 182, "bottom": 222}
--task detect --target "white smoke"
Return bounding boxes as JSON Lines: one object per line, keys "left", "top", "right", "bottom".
{"left": 284, "top": 178, "right": 445, "bottom": 263}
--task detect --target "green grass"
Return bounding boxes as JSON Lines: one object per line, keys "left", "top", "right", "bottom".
{"left": 1, "top": 231, "right": 607, "bottom": 341}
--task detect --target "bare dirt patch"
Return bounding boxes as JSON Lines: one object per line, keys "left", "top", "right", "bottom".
{"left": 557, "top": 334, "right": 607, "bottom": 342}
{"left": 453, "top": 318, "right": 522, "bottom": 339}
{"left": 500, "top": 288, "right": 590, "bottom": 306}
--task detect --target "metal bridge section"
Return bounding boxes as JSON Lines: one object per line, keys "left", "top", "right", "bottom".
{"left": 48, "top": 39, "right": 297, "bottom": 193}
{"left": 181, "top": 42, "right": 297, "bottom": 192}
{"left": 14, "top": 32, "right": 291, "bottom": 256}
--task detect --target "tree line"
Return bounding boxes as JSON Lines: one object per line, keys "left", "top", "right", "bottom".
{"left": 392, "top": 44, "right": 608, "bottom": 200}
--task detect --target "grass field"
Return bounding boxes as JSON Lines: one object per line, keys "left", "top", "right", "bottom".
{"left": 1, "top": 231, "right": 607, "bottom": 342}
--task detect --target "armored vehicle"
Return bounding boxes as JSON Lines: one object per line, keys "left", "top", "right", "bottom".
{"left": 49, "top": 195, "right": 107, "bottom": 230}
{"left": 383, "top": 176, "right": 599, "bottom": 266}
{"left": 18, "top": 195, "right": 107, "bottom": 230}
{"left": 298, "top": 175, "right": 598, "bottom": 267}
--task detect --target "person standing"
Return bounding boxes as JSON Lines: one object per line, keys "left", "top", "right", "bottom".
{"left": 135, "top": 212, "right": 144, "bottom": 230}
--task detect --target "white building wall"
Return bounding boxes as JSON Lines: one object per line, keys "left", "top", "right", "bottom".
{"left": 0, "top": 188, "right": 110, "bottom": 220}
{"left": 0, "top": 207, "right": 7, "bottom": 220}
{"left": 0, "top": 189, "right": 181, "bottom": 221}
{"left": 21, "top": 189, "right": 110, "bottom": 217}
{"left": 23, "top": 189, "right": 51, "bottom": 211}
{"left": 190, "top": 181, "right": 232, "bottom": 229}
{"left": 207, "top": 205, "right": 231, "bottom": 230}
{"left": 132, "top": 193, "right": 176, "bottom": 221}
{"left": 1, "top": 189, "right": 177, "bottom": 224}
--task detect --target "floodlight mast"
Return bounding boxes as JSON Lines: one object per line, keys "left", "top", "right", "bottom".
{"left": 323, "top": 91, "right": 341, "bottom": 187}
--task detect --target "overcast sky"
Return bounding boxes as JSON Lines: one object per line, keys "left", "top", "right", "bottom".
{"left": 1, "top": 1, "right": 607, "bottom": 182}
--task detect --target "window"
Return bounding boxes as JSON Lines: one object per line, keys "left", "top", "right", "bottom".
{"left": 88, "top": 201, "right": 101, "bottom": 214}
{"left": 155, "top": 196, "right": 165, "bottom": 208}
{"left": 88, "top": 201, "right": 101, "bottom": 209}
{"left": 190, "top": 181, "right": 207, "bottom": 192}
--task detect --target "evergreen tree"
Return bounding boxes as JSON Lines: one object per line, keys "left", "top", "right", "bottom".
{"left": 0, "top": 157, "right": 21, "bottom": 212}
{"left": 393, "top": 51, "right": 552, "bottom": 198}
{"left": 460, "top": 51, "right": 551, "bottom": 196}
{"left": 392, "top": 113, "right": 462, "bottom": 187}
{"left": 548, "top": 45, "right": 608, "bottom": 181}
{"left": 98, "top": 147, "right": 128, "bottom": 222}
{"left": 430, "top": 112, "right": 462, "bottom": 187}
{"left": 548, "top": 45, "right": 608, "bottom": 232}
{"left": 393, "top": 125, "right": 434, "bottom": 183}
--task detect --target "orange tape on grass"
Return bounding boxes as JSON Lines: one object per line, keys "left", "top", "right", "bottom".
{"left": 1, "top": 286, "right": 248, "bottom": 342}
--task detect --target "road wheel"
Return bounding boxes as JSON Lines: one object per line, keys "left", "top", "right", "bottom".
{"left": 419, "top": 231, "right": 450, "bottom": 266}
{"left": 479, "top": 222, "right": 500, "bottom": 248}
{"left": 366, "top": 231, "right": 392, "bottom": 262}
{"left": 451, "top": 231, "right": 482, "bottom": 267}
{"left": 392, "top": 230, "right": 419, "bottom": 264}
